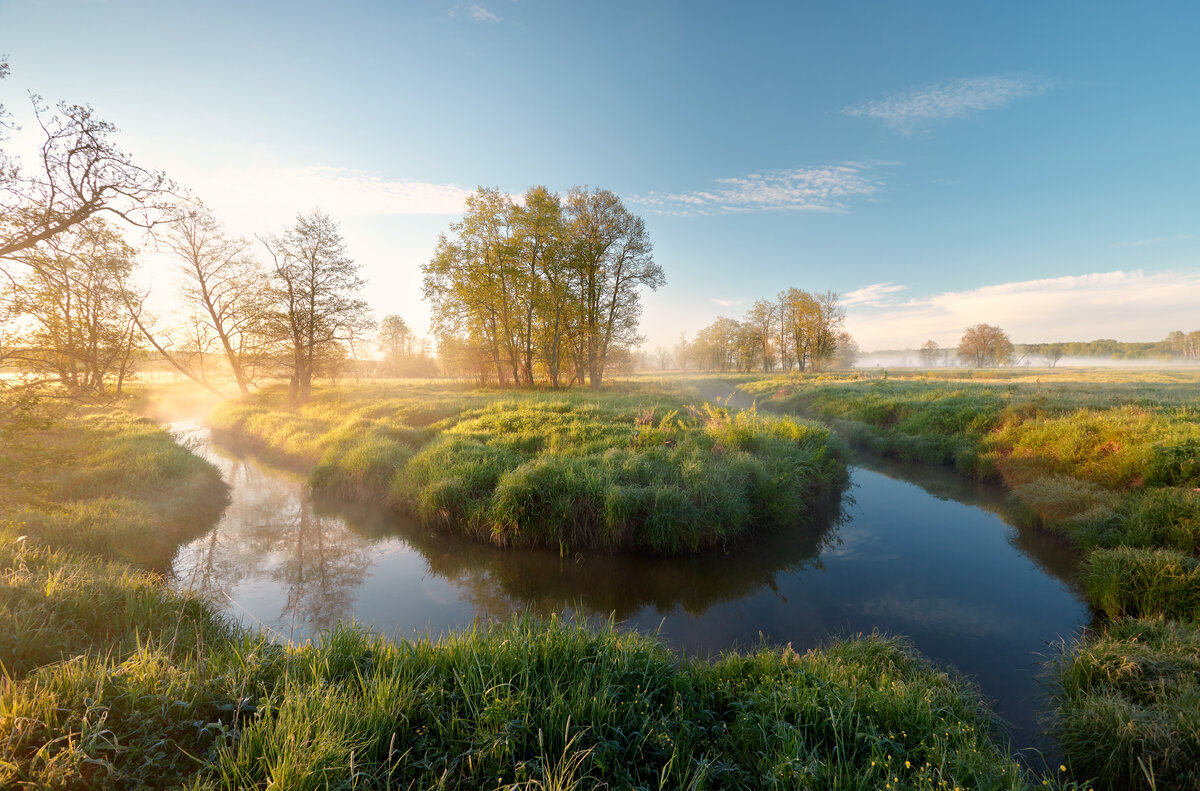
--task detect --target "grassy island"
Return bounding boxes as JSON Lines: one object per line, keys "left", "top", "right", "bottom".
{"left": 0, "top": 402, "right": 1089, "bottom": 790}
{"left": 739, "top": 369, "right": 1200, "bottom": 790}
{"left": 209, "top": 381, "right": 850, "bottom": 555}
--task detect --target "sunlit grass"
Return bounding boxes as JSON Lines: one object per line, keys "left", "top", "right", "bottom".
{"left": 740, "top": 368, "right": 1200, "bottom": 790}
{"left": 0, "top": 392, "right": 1091, "bottom": 790}
{"left": 211, "top": 381, "right": 850, "bottom": 554}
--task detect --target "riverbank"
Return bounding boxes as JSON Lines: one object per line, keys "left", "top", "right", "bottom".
{"left": 209, "top": 381, "right": 850, "bottom": 555}
{"left": 739, "top": 369, "right": 1200, "bottom": 790}
{"left": 0, "top": 400, "right": 1086, "bottom": 789}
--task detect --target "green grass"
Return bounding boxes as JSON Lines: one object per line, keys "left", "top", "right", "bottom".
{"left": 211, "top": 381, "right": 850, "bottom": 554}
{"left": 739, "top": 368, "right": 1200, "bottom": 790}
{"left": 0, "top": 394, "right": 1091, "bottom": 790}
{"left": 1050, "top": 617, "right": 1200, "bottom": 791}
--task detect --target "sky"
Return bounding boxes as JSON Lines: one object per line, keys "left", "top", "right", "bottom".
{"left": 2, "top": 0, "right": 1198, "bottom": 351}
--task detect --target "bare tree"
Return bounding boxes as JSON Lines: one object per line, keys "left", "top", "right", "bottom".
{"left": 919, "top": 339, "right": 940, "bottom": 367}
{"left": 0, "top": 63, "right": 174, "bottom": 262}
{"left": 163, "top": 206, "right": 268, "bottom": 394}
{"left": 262, "top": 210, "right": 370, "bottom": 406}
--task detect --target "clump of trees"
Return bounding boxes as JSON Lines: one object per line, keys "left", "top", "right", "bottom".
{"left": 1, "top": 60, "right": 383, "bottom": 404}
{"left": 4, "top": 219, "right": 141, "bottom": 394}
{"left": 423, "top": 186, "right": 664, "bottom": 388}
{"left": 676, "top": 290, "right": 854, "bottom": 373}
{"left": 377, "top": 314, "right": 437, "bottom": 377}
{"left": 957, "top": 324, "right": 1014, "bottom": 367}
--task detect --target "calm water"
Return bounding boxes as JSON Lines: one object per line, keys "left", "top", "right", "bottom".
{"left": 170, "top": 423, "right": 1089, "bottom": 752}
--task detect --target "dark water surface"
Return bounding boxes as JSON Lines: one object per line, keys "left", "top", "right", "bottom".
{"left": 170, "top": 423, "right": 1089, "bottom": 753}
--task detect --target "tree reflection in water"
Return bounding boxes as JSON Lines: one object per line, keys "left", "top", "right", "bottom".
{"left": 172, "top": 427, "right": 845, "bottom": 638}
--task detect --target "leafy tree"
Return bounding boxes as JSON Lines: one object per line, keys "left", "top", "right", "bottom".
{"left": 833, "top": 331, "right": 861, "bottom": 369}
{"left": 424, "top": 185, "right": 662, "bottom": 388}
{"left": 919, "top": 339, "right": 940, "bottom": 368}
{"left": 262, "top": 210, "right": 370, "bottom": 406}
{"left": 745, "top": 298, "right": 777, "bottom": 371}
{"left": 1041, "top": 343, "right": 1064, "bottom": 367}
{"left": 957, "top": 323, "right": 1013, "bottom": 367}
{"left": 564, "top": 187, "right": 663, "bottom": 389}
{"left": 778, "top": 288, "right": 844, "bottom": 371}
{"left": 7, "top": 219, "right": 140, "bottom": 395}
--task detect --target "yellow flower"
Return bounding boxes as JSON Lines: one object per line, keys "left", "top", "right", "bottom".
{"left": 1060, "top": 765, "right": 1067, "bottom": 772}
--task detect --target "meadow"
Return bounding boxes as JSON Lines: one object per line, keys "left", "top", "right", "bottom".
{"left": 208, "top": 381, "right": 850, "bottom": 555}
{"left": 738, "top": 367, "right": 1200, "bottom": 790}
{"left": 0, "top": 400, "right": 1088, "bottom": 790}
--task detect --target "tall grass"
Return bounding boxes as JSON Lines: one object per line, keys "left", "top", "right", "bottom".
{"left": 1050, "top": 617, "right": 1200, "bottom": 791}
{"left": 211, "top": 384, "right": 850, "bottom": 555}
{"left": 0, "top": 394, "right": 1090, "bottom": 790}
{"left": 742, "top": 369, "right": 1200, "bottom": 790}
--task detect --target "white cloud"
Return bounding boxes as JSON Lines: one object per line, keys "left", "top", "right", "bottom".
{"left": 710, "top": 297, "right": 742, "bottom": 307}
{"left": 844, "top": 76, "right": 1044, "bottom": 133}
{"left": 1113, "top": 234, "right": 1194, "bottom": 248}
{"left": 846, "top": 270, "right": 1200, "bottom": 350}
{"left": 843, "top": 282, "right": 907, "bottom": 307}
{"left": 630, "top": 163, "right": 883, "bottom": 215}
{"left": 468, "top": 4, "right": 499, "bottom": 22}
{"left": 166, "top": 162, "right": 474, "bottom": 233}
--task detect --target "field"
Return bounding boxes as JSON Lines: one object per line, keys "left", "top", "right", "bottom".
{"left": 208, "top": 380, "right": 850, "bottom": 555}
{"left": 738, "top": 367, "right": 1200, "bottom": 789}
{"left": 0, "top": 400, "right": 1085, "bottom": 790}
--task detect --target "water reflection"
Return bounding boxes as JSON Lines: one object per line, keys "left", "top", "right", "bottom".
{"left": 171, "top": 425, "right": 1089, "bottom": 750}
{"left": 174, "top": 432, "right": 843, "bottom": 636}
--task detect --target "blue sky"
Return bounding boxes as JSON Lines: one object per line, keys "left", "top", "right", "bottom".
{"left": 3, "top": 0, "right": 1198, "bottom": 350}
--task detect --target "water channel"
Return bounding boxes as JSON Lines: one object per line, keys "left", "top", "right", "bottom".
{"left": 169, "top": 421, "right": 1089, "bottom": 755}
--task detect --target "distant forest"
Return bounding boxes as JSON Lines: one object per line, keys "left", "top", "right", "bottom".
{"left": 861, "top": 331, "right": 1200, "bottom": 366}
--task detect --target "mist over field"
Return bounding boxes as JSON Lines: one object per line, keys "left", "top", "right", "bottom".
{"left": 3, "top": 3, "right": 1199, "bottom": 790}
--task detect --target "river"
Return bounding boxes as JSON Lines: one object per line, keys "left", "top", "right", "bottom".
{"left": 167, "top": 419, "right": 1088, "bottom": 755}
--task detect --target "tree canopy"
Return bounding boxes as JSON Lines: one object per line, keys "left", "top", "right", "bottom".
{"left": 423, "top": 185, "right": 663, "bottom": 388}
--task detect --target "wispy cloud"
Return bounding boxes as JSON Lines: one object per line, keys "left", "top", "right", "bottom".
{"left": 844, "top": 76, "right": 1045, "bottom": 134}
{"left": 163, "top": 161, "right": 474, "bottom": 233}
{"left": 845, "top": 270, "right": 1200, "bottom": 350}
{"left": 843, "top": 282, "right": 907, "bottom": 307}
{"left": 710, "top": 297, "right": 742, "bottom": 308}
{"left": 1113, "top": 234, "right": 1194, "bottom": 248}
{"left": 468, "top": 4, "right": 499, "bottom": 22}
{"left": 630, "top": 163, "right": 884, "bottom": 215}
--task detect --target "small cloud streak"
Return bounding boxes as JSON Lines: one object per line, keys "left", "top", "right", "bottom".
{"left": 630, "top": 163, "right": 883, "bottom": 215}
{"left": 469, "top": 4, "right": 499, "bottom": 22}
{"left": 846, "top": 270, "right": 1200, "bottom": 350}
{"left": 843, "top": 282, "right": 907, "bottom": 307}
{"left": 164, "top": 161, "right": 474, "bottom": 235}
{"left": 710, "top": 297, "right": 742, "bottom": 307}
{"left": 288, "top": 166, "right": 474, "bottom": 215}
{"left": 844, "top": 76, "right": 1044, "bottom": 133}
{"left": 1113, "top": 234, "right": 1194, "bottom": 248}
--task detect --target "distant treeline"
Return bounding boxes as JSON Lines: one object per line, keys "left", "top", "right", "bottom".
{"left": 862, "top": 330, "right": 1200, "bottom": 368}
{"left": 662, "top": 291, "right": 855, "bottom": 374}
{"left": 1023, "top": 331, "right": 1200, "bottom": 361}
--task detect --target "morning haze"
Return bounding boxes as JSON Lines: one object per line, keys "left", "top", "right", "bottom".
{"left": 1, "top": 3, "right": 1197, "bottom": 789}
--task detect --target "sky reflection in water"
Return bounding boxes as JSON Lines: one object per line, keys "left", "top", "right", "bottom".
{"left": 172, "top": 426, "right": 1088, "bottom": 750}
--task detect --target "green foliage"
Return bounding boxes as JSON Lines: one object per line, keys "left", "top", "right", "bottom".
{"left": 1083, "top": 547, "right": 1200, "bottom": 621}
{"left": 212, "top": 383, "right": 850, "bottom": 555}
{"left": 742, "top": 368, "right": 1200, "bottom": 789}
{"left": 0, "top": 387, "right": 1090, "bottom": 790}
{"left": 1051, "top": 618, "right": 1200, "bottom": 791}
